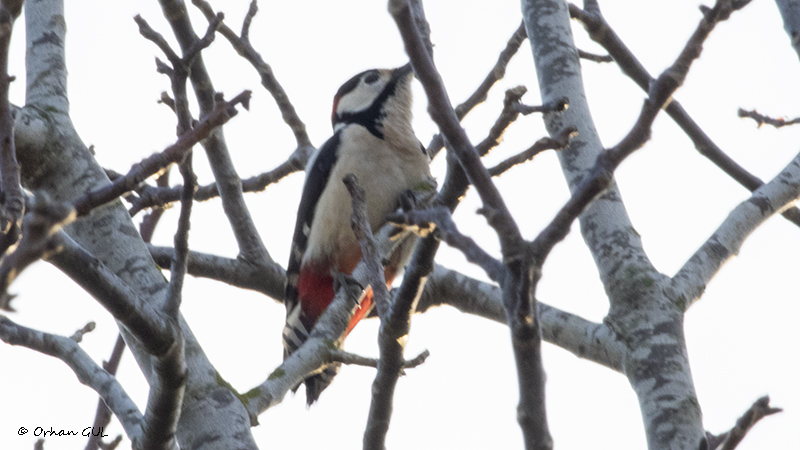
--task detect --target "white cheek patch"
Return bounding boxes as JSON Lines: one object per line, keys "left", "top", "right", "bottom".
{"left": 336, "top": 83, "right": 382, "bottom": 115}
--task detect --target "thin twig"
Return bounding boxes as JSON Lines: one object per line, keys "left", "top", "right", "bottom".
{"left": 85, "top": 334, "right": 127, "bottom": 450}
{"left": 342, "top": 174, "right": 390, "bottom": 317}
{"left": 329, "top": 348, "right": 430, "bottom": 372}
{"left": 738, "top": 108, "right": 800, "bottom": 128}
{"left": 488, "top": 126, "right": 576, "bottom": 176}
{"left": 192, "top": 0, "right": 313, "bottom": 150}
{"left": 706, "top": 396, "right": 782, "bottom": 450}
{"left": 127, "top": 149, "right": 305, "bottom": 216}
{"left": 427, "top": 22, "right": 528, "bottom": 158}
{"left": 388, "top": 206, "right": 505, "bottom": 283}
{"left": 577, "top": 48, "right": 613, "bottom": 62}
{"left": 72, "top": 91, "right": 251, "bottom": 217}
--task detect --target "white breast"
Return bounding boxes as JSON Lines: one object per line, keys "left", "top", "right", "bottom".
{"left": 303, "top": 125, "right": 430, "bottom": 270}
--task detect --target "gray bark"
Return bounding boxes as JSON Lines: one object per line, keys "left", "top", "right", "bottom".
{"left": 521, "top": 1, "right": 704, "bottom": 449}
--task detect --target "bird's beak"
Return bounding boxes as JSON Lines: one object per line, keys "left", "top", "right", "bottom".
{"left": 394, "top": 62, "right": 414, "bottom": 79}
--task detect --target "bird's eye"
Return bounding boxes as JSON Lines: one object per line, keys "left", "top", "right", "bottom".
{"left": 364, "top": 73, "right": 380, "bottom": 85}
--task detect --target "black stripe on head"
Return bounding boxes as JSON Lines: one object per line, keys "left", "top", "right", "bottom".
{"left": 331, "top": 69, "right": 380, "bottom": 128}
{"left": 332, "top": 65, "right": 412, "bottom": 140}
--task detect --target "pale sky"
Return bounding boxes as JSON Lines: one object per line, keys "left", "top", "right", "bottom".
{"left": 1, "top": 1, "right": 798, "bottom": 449}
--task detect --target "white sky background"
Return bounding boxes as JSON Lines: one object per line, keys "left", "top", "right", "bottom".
{"left": 0, "top": 0, "right": 798, "bottom": 449}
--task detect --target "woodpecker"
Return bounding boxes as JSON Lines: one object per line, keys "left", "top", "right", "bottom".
{"left": 283, "top": 63, "right": 431, "bottom": 404}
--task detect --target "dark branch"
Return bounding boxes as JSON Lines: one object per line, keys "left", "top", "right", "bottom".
{"left": 128, "top": 149, "right": 305, "bottom": 217}
{"left": 488, "top": 126, "right": 576, "bottom": 176}
{"left": 577, "top": 48, "right": 613, "bottom": 62}
{"left": 85, "top": 334, "right": 127, "bottom": 450}
{"left": 388, "top": 206, "right": 505, "bottom": 283}
{"left": 193, "top": 0, "right": 313, "bottom": 150}
{"left": 342, "top": 174, "right": 389, "bottom": 317}
{"left": 427, "top": 22, "right": 528, "bottom": 159}
{"left": 738, "top": 108, "right": 800, "bottom": 129}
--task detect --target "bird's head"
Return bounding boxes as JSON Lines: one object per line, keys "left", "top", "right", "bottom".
{"left": 331, "top": 63, "right": 414, "bottom": 140}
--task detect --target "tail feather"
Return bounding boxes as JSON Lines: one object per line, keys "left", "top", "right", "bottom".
{"left": 304, "top": 364, "right": 340, "bottom": 405}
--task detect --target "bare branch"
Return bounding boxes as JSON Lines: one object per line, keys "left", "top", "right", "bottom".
{"left": 72, "top": 91, "right": 251, "bottom": 217}
{"left": 531, "top": 0, "right": 752, "bottom": 266}
{"left": 568, "top": 2, "right": 800, "bottom": 228}
{"left": 245, "top": 276, "right": 363, "bottom": 419}
{"left": 488, "top": 126, "right": 576, "bottom": 176}
{"left": 158, "top": 0, "right": 273, "bottom": 268}
{"left": 128, "top": 149, "right": 306, "bottom": 216}
{"left": 427, "top": 22, "right": 528, "bottom": 159}
{"left": 738, "top": 108, "right": 800, "bottom": 128}
{"left": 148, "top": 244, "right": 286, "bottom": 299}
{"left": 389, "top": 206, "right": 505, "bottom": 283}
{"left": 85, "top": 334, "right": 127, "bottom": 450}
{"left": 47, "top": 232, "right": 176, "bottom": 356}
{"left": 392, "top": 2, "right": 555, "bottom": 446}
{"left": 0, "top": 316, "right": 144, "bottom": 442}
{"left": 329, "top": 348, "right": 430, "bottom": 372}
{"left": 69, "top": 322, "right": 96, "bottom": 343}
{"left": 577, "top": 48, "right": 613, "bottom": 63}
{"left": 776, "top": 0, "right": 800, "bottom": 62}
{"left": 706, "top": 396, "right": 782, "bottom": 450}
{"left": 192, "top": 0, "right": 313, "bottom": 150}
{"left": 342, "top": 174, "right": 390, "bottom": 317}
{"left": 362, "top": 231, "right": 437, "bottom": 450}
{"left": 138, "top": 169, "right": 172, "bottom": 243}
{"left": 673, "top": 149, "right": 800, "bottom": 309}
{"left": 392, "top": 0, "right": 523, "bottom": 255}
{"left": 425, "top": 265, "right": 625, "bottom": 370}
{"left": 138, "top": 321, "right": 185, "bottom": 450}
{"left": 164, "top": 155, "right": 196, "bottom": 316}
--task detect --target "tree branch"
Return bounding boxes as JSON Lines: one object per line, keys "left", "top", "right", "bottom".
{"left": 85, "top": 334, "right": 127, "bottom": 450}
{"left": 157, "top": 0, "right": 273, "bottom": 267}
{"left": 568, "top": 2, "right": 800, "bottom": 228}
{"left": 72, "top": 91, "right": 251, "bottom": 217}
{"left": 427, "top": 22, "right": 528, "bottom": 159}
{"left": 127, "top": 151, "right": 305, "bottom": 217}
{"left": 47, "top": 232, "right": 177, "bottom": 356}
{"left": 244, "top": 276, "right": 364, "bottom": 420}
{"left": 148, "top": 244, "right": 286, "bottom": 299}
{"left": 672, "top": 148, "right": 800, "bottom": 310}
{"left": 392, "top": 1, "right": 553, "bottom": 447}
{"left": 0, "top": 316, "right": 144, "bottom": 443}
{"left": 706, "top": 396, "right": 782, "bottom": 450}
{"left": 192, "top": 0, "right": 313, "bottom": 151}
{"left": 738, "top": 108, "right": 800, "bottom": 128}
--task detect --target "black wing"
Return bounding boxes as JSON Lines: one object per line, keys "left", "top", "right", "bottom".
{"left": 284, "top": 130, "right": 342, "bottom": 315}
